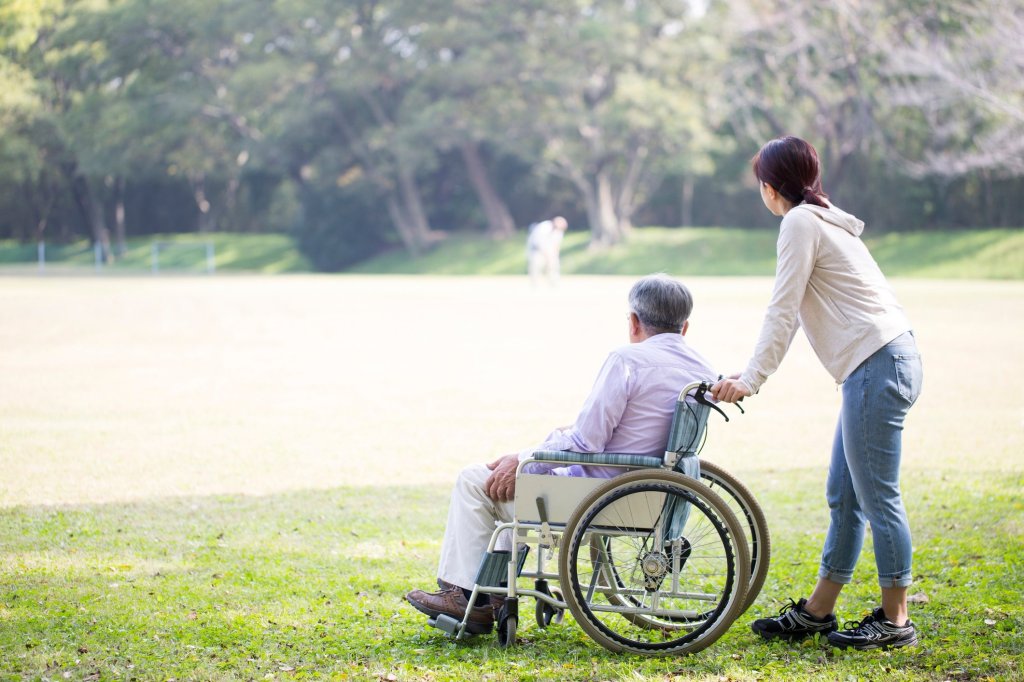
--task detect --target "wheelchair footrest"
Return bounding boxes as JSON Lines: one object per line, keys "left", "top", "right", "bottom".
{"left": 429, "top": 613, "right": 462, "bottom": 637}
{"left": 474, "top": 546, "right": 530, "bottom": 587}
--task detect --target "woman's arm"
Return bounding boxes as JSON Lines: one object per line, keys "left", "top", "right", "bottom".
{"left": 738, "top": 212, "right": 820, "bottom": 394}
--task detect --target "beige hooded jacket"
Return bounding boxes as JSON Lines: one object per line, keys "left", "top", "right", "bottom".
{"left": 739, "top": 202, "right": 912, "bottom": 393}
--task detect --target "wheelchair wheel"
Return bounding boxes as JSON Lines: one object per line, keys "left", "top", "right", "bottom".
{"left": 535, "top": 587, "right": 565, "bottom": 628}
{"left": 559, "top": 470, "right": 750, "bottom": 655}
{"left": 602, "top": 462, "right": 771, "bottom": 624}
{"left": 698, "top": 460, "right": 771, "bottom": 614}
{"left": 497, "top": 607, "right": 517, "bottom": 648}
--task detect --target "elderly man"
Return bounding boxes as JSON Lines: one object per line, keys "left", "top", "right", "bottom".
{"left": 405, "top": 274, "right": 716, "bottom": 633}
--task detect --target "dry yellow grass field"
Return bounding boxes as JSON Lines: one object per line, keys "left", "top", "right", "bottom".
{"left": 1, "top": 274, "right": 1021, "bottom": 507}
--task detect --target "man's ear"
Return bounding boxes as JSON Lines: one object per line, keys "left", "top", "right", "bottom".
{"left": 681, "top": 320, "right": 689, "bottom": 336}
{"left": 629, "top": 312, "right": 641, "bottom": 337}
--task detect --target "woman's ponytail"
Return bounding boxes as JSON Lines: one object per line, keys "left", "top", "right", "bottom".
{"left": 802, "top": 186, "right": 829, "bottom": 208}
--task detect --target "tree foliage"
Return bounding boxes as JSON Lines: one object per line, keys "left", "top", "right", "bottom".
{"left": 1, "top": 0, "right": 1021, "bottom": 268}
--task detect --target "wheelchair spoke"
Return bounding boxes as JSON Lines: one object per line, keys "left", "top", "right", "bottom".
{"left": 559, "top": 471, "right": 750, "bottom": 655}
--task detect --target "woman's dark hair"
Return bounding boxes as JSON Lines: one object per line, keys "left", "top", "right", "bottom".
{"left": 751, "top": 136, "right": 829, "bottom": 208}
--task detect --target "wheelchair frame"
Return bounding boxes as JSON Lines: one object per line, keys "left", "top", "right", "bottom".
{"left": 427, "top": 380, "right": 770, "bottom": 656}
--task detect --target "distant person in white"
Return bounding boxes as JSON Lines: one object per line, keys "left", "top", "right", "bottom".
{"left": 526, "top": 216, "right": 568, "bottom": 286}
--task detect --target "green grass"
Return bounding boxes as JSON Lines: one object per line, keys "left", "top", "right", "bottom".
{"left": 3, "top": 227, "right": 1021, "bottom": 278}
{"left": 352, "top": 227, "right": 1024, "bottom": 279}
{"left": 2, "top": 471, "right": 1021, "bottom": 681}
{"left": 2, "top": 275, "right": 1022, "bottom": 680}
{"left": 865, "top": 229, "right": 1024, "bottom": 279}
{"left": 0, "top": 233, "right": 310, "bottom": 274}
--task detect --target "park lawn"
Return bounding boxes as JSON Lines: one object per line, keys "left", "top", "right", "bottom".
{"left": 1, "top": 275, "right": 1022, "bottom": 680}
{"left": 1, "top": 471, "right": 1021, "bottom": 681}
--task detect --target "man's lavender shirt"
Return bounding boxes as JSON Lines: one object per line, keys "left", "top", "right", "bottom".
{"left": 521, "top": 332, "right": 716, "bottom": 478}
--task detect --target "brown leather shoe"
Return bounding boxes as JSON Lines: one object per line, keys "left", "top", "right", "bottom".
{"left": 405, "top": 587, "right": 494, "bottom": 634}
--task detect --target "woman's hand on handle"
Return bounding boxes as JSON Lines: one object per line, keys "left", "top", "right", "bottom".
{"left": 711, "top": 376, "right": 752, "bottom": 404}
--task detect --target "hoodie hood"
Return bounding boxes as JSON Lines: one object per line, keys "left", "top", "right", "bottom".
{"left": 793, "top": 202, "right": 865, "bottom": 237}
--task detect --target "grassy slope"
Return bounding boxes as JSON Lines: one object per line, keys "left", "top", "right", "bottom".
{"left": 352, "top": 227, "right": 1024, "bottom": 279}
{"left": 0, "top": 233, "right": 311, "bottom": 274}
{"left": 2, "top": 227, "right": 1021, "bottom": 278}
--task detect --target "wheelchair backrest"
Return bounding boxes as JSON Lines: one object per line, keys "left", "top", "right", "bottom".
{"left": 666, "top": 397, "right": 710, "bottom": 458}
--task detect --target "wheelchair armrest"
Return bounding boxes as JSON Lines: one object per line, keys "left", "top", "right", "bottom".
{"left": 529, "top": 450, "right": 665, "bottom": 469}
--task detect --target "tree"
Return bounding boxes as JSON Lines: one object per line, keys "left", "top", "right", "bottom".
{"left": 0, "top": 0, "right": 71, "bottom": 243}
{"left": 399, "top": 1, "right": 522, "bottom": 238}
{"left": 473, "top": 1, "right": 717, "bottom": 246}
{"left": 878, "top": 0, "right": 1024, "bottom": 178}
{"left": 716, "top": 0, "right": 888, "bottom": 195}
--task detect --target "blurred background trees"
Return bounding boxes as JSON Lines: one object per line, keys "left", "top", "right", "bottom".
{"left": 1, "top": 0, "right": 1020, "bottom": 269}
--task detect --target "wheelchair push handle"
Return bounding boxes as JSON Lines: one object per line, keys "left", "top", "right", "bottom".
{"left": 690, "top": 379, "right": 744, "bottom": 423}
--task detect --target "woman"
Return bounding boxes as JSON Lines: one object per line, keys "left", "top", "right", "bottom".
{"left": 711, "top": 136, "right": 923, "bottom": 650}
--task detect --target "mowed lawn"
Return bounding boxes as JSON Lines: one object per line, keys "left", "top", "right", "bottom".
{"left": 1, "top": 275, "right": 1022, "bottom": 681}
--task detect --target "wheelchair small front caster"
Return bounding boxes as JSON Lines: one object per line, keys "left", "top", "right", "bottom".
{"left": 535, "top": 587, "right": 565, "bottom": 628}
{"left": 496, "top": 600, "right": 518, "bottom": 648}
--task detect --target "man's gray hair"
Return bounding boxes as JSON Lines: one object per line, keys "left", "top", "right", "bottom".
{"left": 628, "top": 274, "right": 693, "bottom": 334}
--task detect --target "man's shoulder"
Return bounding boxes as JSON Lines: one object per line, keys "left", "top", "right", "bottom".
{"left": 611, "top": 335, "right": 684, "bottom": 362}
{"left": 615, "top": 336, "right": 715, "bottom": 372}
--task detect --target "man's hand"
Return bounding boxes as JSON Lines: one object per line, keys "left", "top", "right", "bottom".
{"left": 484, "top": 453, "right": 519, "bottom": 503}
{"left": 711, "top": 375, "right": 752, "bottom": 404}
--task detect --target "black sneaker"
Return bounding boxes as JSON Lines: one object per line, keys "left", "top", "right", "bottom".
{"left": 751, "top": 598, "right": 838, "bottom": 641}
{"left": 828, "top": 607, "right": 918, "bottom": 650}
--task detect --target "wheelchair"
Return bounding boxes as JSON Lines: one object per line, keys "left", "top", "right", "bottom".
{"left": 427, "top": 380, "right": 770, "bottom": 656}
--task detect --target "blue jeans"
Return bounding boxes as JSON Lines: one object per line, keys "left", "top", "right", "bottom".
{"left": 819, "top": 331, "right": 923, "bottom": 588}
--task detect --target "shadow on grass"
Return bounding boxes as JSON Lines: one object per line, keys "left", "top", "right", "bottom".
{"left": 1, "top": 470, "right": 1021, "bottom": 681}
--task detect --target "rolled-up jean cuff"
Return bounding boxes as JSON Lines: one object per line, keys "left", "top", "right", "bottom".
{"left": 818, "top": 566, "right": 854, "bottom": 585}
{"left": 878, "top": 572, "right": 913, "bottom": 588}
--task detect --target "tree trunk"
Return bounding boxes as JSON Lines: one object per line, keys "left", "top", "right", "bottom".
{"left": 579, "top": 170, "right": 623, "bottom": 247}
{"left": 224, "top": 175, "right": 240, "bottom": 231}
{"left": 680, "top": 174, "right": 695, "bottom": 227}
{"left": 395, "top": 165, "right": 434, "bottom": 253}
{"left": 459, "top": 140, "right": 515, "bottom": 238}
{"left": 615, "top": 145, "right": 648, "bottom": 235}
{"left": 385, "top": 194, "right": 421, "bottom": 257}
{"left": 22, "top": 174, "right": 53, "bottom": 242}
{"left": 67, "top": 170, "right": 113, "bottom": 263}
{"left": 595, "top": 169, "right": 623, "bottom": 245}
{"left": 581, "top": 183, "right": 602, "bottom": 246}
{"left": 113, "top": 175, "right": 127, "bottom": 256}
{"left": 330, "top": 98, "right": 435, "bottom": 257}
{"left": 356, "top": 89, "right": 438, "bottom": 254}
